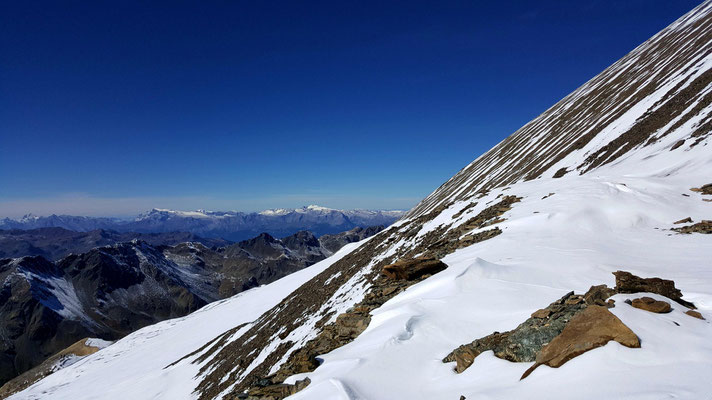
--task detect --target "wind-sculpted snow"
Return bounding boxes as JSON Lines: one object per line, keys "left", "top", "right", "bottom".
{"left": 11, "top": 2, "right": 712, "bottom": 399}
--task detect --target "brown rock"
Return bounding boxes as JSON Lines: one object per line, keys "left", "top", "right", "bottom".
{"left": 685, "top": 310, "right": 705, "bottom": 320}
{"left": 630, "top": 297, "right": 672, "bottom": 313}
{"left": 690, "top": 184, "right": 712, "bottom": 195}
{"left": 583, "top": 285, "right": 616, "bottom": 307}
{"left": 531, "top": 309, "right": 551, "bottom": 319}
{"left": 613, "top": 271, "right": 695, "bottom": 309}
{"left": 521, "top": 306, "right": 640, "bottom": 379}
{"left": 381, "top": 257, "right": 447, "bottom": 281}
{"left": 673, "top": 217, "right": 693, "bottom": 224}
{"left": 672, "top": 220, "right": 712, "bottom": 234}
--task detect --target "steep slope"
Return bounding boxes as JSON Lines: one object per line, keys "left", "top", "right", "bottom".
{"left": 0, "top": 227, "right": 383, "bottom": 388}
{"left": 11, "top": 2, "right": 712, "bottom": 400}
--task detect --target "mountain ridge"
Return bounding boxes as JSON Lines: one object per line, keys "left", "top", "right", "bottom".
{"left": 1, "top": 207, "right": 405, "bottom": 241}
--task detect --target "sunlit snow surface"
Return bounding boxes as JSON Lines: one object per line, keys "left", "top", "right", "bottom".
{"left": 13, "top": 161, "right": 712, "bottom": 400}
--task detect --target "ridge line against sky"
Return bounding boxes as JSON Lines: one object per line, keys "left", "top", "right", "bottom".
{"left": 0, "top": 1, "right": 702, "bottom": 218}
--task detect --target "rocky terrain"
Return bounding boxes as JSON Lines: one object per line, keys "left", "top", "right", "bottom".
{"left": 8, "top": 2, "right": 712, "bottom": 400}
{"left": 0, "top": 226, "right": 383, "bottom": 388}
{"left": 0, "top": 227, "right": 230, "bottom": 261}
{"left": 0, "top": 206, "right": 404, "bottom": 241}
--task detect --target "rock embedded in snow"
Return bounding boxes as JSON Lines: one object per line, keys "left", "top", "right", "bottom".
{"left": 629, "top": 297, "right": 672, "bottom": 313}
{"left": 583, "top": 284, "right": 617, "bottom": 307}
{"left": 381, "top": 257, "right": 447, "bottom": 281}
{"left": 685, "top": 310, "right": 705, "bottom": 320}
{"left": 673, "top": 217, "right": 693, "bottom": 224}
{"left": 690, "top": 184, "right": 712, "bottom": 195}
{"left": 521, "top": 306, "right": 640, "bottom": 379}
{"left": 444, "top": 291, "right": 590, "bottom": 373}
{"left": 613, "top": 271, "right": 695, "bottom": 309}
{"left": 672, "top": 220, "right": 712, "bottom": 234}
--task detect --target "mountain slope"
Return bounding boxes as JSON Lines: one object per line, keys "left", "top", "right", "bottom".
{"left": 0, "top": 227, "right": 383, "bottom": 389}
{"left": 0, "top": 227, "right": 230, "bottom": 261}
{"left": 11, "top": 2, "right": 712, "bottom": 400}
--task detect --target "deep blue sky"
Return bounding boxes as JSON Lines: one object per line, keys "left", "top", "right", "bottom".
{"left": 0, "top": 1, "right": 702, "bottom": 217}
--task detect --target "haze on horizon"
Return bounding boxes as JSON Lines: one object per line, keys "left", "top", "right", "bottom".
{"left": 0, "top": 0, "right": 700, "bottom": 219}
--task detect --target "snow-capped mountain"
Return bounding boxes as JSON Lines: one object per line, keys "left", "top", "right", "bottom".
{"left": 0, "top": 226, "right": 383, "bottom": 391}
{"left": 9, "top": 2, "right": 712, "bottom": 400}
{"left": 0, "top": 207, "right": 405, "bottom": 241}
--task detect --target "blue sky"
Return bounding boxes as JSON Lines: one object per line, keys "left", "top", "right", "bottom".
{"left": 0, "top": 1, "right": 702, "bottom": 217}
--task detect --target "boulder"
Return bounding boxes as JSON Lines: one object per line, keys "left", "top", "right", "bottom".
{"left": 381, "top": 257, "right": 447, "bottom": 281}
{"left": 629, "top": 297, "right": 672, "bottom": 313}
{"left": 685, "top": 310, "right": 705, "bottom": 320}
{"left": 521, "top": 306, "right": 640, "bottom": 379}
{"left": 673, "top": 217, "right": 693, "bottom": 224}
{"left": 613, "top": 271, "right": 695, "bottom": 308}
{"left": 583, "top": 284, "right": 616, "bottom": 307}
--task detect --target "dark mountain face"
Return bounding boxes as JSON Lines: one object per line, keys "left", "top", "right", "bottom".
{"left": 0, "top": 207, "right": 404, "bottom": 241}
{"left": 0, "top": 226, "right": 384, "bottom": 386}
{"left": 0, "top": 227, "right": 231, "bottom": 261}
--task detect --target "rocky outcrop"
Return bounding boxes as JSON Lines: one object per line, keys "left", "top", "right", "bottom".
{"left": 583, "top": 284, "right": 617, "bottom": 307}
{"left": 244, "top": 257, "right": 449, "bottom": 399}
{"left": 613, "top": 270, "right": 696, "bottom": 308}
{"left": 445, "top": 271, "right": 698, "bottom": 378}
{"left": 673, "top": 217, "right": 693, "bottom": 224}
{"left": 381, "top": 257, "right": 447, "bottom": 281}
{"left": 521, "top": 306, "right": 640, "bottom": 379}
{"left": 0, "top": 227, "right": 386, "bottom": 387}
{"left": 628, "top": 297, "right": 672, "bottom": 313}
{"left": 672, "top": 220, "right": 712, "bottom": 234}
{"left": 690, "top": 184, "right": 712, "bottom": 195}
{"left": 443, "top": 291, "right": 589, "bottom": 373}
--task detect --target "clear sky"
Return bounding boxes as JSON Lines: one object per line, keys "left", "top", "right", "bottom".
{"left": 0, "top": 1, "right": 703, "bottom": 218}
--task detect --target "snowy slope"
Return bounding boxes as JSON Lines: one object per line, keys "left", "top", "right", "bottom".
{"left": 9, "top": 242, "right": 365, "bottom": 400}
{"left": 11, "top": 2, "right": 712, "bottom": 400}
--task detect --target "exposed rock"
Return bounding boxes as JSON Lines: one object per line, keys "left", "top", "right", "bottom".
{"left": 443, "top": 291, "right": 587, "bottom": 373}
{"left": 613, "top": 270, "right": 695, "bottom": 309}
{"left": 530, "top": 308, "right": 551, "bottom": 319}
{"left": 673, "top": 217, "right": 693, "bottom": 224}
{"left": 685, "top": 310, "right": 705, "bottom": 320}
{"left": 630, "top": 297, "right": 672, "bottom": 313}
{"left": 381, "top": 257, "right": 447, "bottom": 281}
{"left": 690, "top": 184, "right": 712, "bottom": 195}
{"left": 583, "top": 284, "right": 617, "bottom": 307}
{"left": 521, "top": 306, "right": 640, "bottom": 379}
{"left": 417, "top": 196, "right": 521, "bottom": 259}
{"left": 670, "top": 139, "right": 685, "bottom": 150}
{"left": 672, "top": 220, "right": 712, "bottom": 234}
{"left": 246, "top": 377, "right": 311, "bottom": 400}
{"left": 553, "top": 168, "right": 568, "bottom": 178}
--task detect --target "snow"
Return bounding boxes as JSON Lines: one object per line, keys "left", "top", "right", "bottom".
{"left": 14, "top": 153, "right": 712, "bottom": 400}
{"left": 286, "top": 173, "right": 712, "bottom": 400}
{"left": 10, "top": 2, "right": 712, "bottom": 399}
{"left": 9, "top": 241, "right": 366, "bottom": 400}
{"left": 84, "top": 338, "right": 113, "bottom": 349}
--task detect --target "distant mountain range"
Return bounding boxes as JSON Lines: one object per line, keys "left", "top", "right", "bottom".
{"left": 0, "top": 206, "right": 405, "bottom": 241}
{"left": 0, "top": 227, "right": 231, "bottom": 261}
{"left": 0, "top": 226, "right": 383, "bottom": 387}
